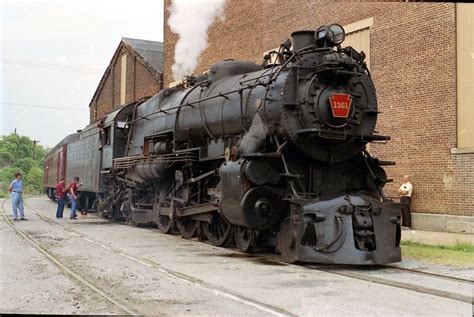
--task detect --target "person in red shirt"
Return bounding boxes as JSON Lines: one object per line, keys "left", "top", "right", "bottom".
{"left": 66, "top": 177, "right": 80, "bottom": 220}
{"left": 55, "top": 177, "right": 66, "bottom": 219}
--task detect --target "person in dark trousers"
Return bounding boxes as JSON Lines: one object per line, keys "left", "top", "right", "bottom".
{"left": 66, "top": 177, "right": 80, "bottom": 220}
{"left": 398, "top": 175, "right": 413, "bottom": 229}
{"left": 55, "top": 177, "right": 67, "bottom": 219}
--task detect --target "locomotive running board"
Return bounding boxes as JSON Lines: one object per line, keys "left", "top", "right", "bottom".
{"left": 113, "top": 152, "right": 198, "bottom": 169}
{"left": 296, "top": 128, "right": 390, "bottom": 141}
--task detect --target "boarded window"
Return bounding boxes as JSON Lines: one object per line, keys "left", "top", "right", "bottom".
{"left": 343, "top": 18, "right": 373, "bottom": 69}
{"left": 344, "top": 18, "right": 373, "bottom": 152}
{"left": 457, "top": 4, "right": 474, "bottom": 149}
{"left": 120, "top": 54, "right": 127, "bottom": 105}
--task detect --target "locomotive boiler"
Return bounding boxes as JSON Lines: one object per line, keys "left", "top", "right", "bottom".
{"left": 77, "top": 24, "right": 402, "bottom": 264}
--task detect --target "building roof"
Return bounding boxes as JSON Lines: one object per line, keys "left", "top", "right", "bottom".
{"left": 88, "top": 37, "right": 163, "bottom": 108}
{"left": 46, "top": 133, "right": 80, "bottom": 157}
{"left": 122, "top": 38, "right": 164, "bottom": 73}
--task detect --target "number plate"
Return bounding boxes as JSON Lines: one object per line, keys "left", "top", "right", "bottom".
{"left": 329, "top": 93, "right": 352, "bottom": 118}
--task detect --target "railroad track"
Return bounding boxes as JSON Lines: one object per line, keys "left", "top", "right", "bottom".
{"left": 0, "top": 199, "right": 138, "bottom": 315}
{"left": 18, "top": 198, "right": 474, "bottom": 306}
{"left": 304, "top": 264, "right": 472, "bottom": 304}
{"left": 3, "top": 198, "right": 295, "bottom": 317}
{"left": 384, "top": 264, "right": 473, "bottom": 284}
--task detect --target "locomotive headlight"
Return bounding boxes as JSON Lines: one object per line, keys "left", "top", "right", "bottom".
{"left": 328, "top": 24, "right": 345, "bottom": 45}
{"left": 315, "top": 23, "right": 346, "bottom": 47}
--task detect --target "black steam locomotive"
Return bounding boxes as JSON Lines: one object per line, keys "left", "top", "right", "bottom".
{"left": 46, "top": 24, "right": 402, "bottom": 264}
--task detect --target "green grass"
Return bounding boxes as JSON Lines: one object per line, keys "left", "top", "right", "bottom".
{"left": 0, "top": 191, "right": 42, "bottom": 199}
{"left": 401, "top": 240, "right": 474, "bottom": 267}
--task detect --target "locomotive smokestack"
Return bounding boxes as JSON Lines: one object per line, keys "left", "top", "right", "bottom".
{"left": 291, "top": 30, "right": 315, "bottom": 52}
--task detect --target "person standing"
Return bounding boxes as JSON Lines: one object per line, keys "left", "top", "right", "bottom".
{"left": 8, "top": 172, "right": 26, "bottom": 221}
{"left": 66, "top": 177, "right": 80, "bottom": 220}
{"left": 55, "top": 177, "right": 67, "bottom": 219}
{"left": 398, "top": 175, "right": 413, "bottom": 229}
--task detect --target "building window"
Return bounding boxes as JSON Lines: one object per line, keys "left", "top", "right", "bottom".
{"left": 343, "top": 18, "right": 373, "bottom": 68}
{"left": 120, "top": 54, "right": 127, "bottom": 105}
{"left": 456, "top": 4, "right": 474, "bottom": 149}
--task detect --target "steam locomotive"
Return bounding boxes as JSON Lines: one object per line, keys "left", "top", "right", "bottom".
{"left": 45, "top": 24, "right": 402, "bottom": 264}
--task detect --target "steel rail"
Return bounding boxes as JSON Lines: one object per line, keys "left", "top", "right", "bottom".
{"left": 0, "top": 199, "right": 138, "bottom": 315}
{"left": 382, "top": 264, "right": 473, "bottom": 284}
{"left": 26, "top": 198, "right": 473, "bottom": 306}
{"left": 304, "top": 264, "right": 472, "bottom": 304}
{"left": 20, "top": 199, "right": 295, "bottom": 317}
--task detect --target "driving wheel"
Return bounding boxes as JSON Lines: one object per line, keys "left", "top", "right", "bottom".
{"left": 156, "top": 215, "right": 173, "bottom": 234}
{"left": 234, "top": 226, "right": 256, "bottom": 253}
{"left": 202, "top": 213, "right": 233, "bottom": 246}
{"left": 176, "top": 219, "right": 200, "bottom": 239}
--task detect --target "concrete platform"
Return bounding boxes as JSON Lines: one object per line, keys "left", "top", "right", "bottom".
{"left": 412, "top": 212, "right": 474, "bottom": 234}
{"left": 402, "top": 228, "right": 474, "bottom": 246}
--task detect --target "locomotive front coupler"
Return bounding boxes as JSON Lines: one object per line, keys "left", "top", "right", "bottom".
{"left": 284, "top": 195, "right": 401, "bottom": 264}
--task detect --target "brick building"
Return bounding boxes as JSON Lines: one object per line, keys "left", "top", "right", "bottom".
{"left": 163, "top": 1, "right": 473, "bottom": 232}
{"left": 89, "top": 38, "right": 163, "bottom": 122}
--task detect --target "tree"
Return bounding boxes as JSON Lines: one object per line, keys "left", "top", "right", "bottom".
{"left": 0, "top": 149, "right": 13, "bottom": 168}
{"left": 25, "top": 167, "right": 44, "bottom": 194}
{"left": 13, "top": 158, "right": 38, "bottom": 172}
{"left": 0, "top": 133, "right": 48, "bottom": 196}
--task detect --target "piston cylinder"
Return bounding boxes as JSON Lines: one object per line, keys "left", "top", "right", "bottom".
{"left": 219, "top": 160, "right": 285, "bottom": 230}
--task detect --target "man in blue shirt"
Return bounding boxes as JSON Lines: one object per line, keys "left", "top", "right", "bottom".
{"left": 9, "top": 172, "right": 26, "bottom": 221}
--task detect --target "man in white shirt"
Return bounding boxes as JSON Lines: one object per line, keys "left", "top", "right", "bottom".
{"left": 398, "top": 175, "right": 413, "bottom": 229}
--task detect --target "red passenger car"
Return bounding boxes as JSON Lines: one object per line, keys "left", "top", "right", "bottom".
{"left": 43, "top": 133, "right": 79, "bottom": 200}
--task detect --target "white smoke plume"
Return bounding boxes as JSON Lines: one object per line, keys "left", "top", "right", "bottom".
{"left": 168, "top": 0, "right": 227, "bottom": 80}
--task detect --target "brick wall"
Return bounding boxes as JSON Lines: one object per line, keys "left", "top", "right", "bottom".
{"left": 163, "top": 0, "right": 473, "bottom": 217}
{"left": 90, "top": 45, "right": 161, "bottom": 122}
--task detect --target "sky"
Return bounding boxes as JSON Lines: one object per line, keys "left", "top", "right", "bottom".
{"left": 0, "top": 0, "right": 164, "bottom": 148}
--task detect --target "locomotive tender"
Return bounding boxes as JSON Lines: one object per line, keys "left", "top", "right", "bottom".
{"left": 46, "top": 24, "right": 402, "bottom": 264}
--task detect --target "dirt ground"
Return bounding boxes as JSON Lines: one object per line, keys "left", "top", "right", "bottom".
{"left": 0, "top": 197, "right": 472, "bottom": 316}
